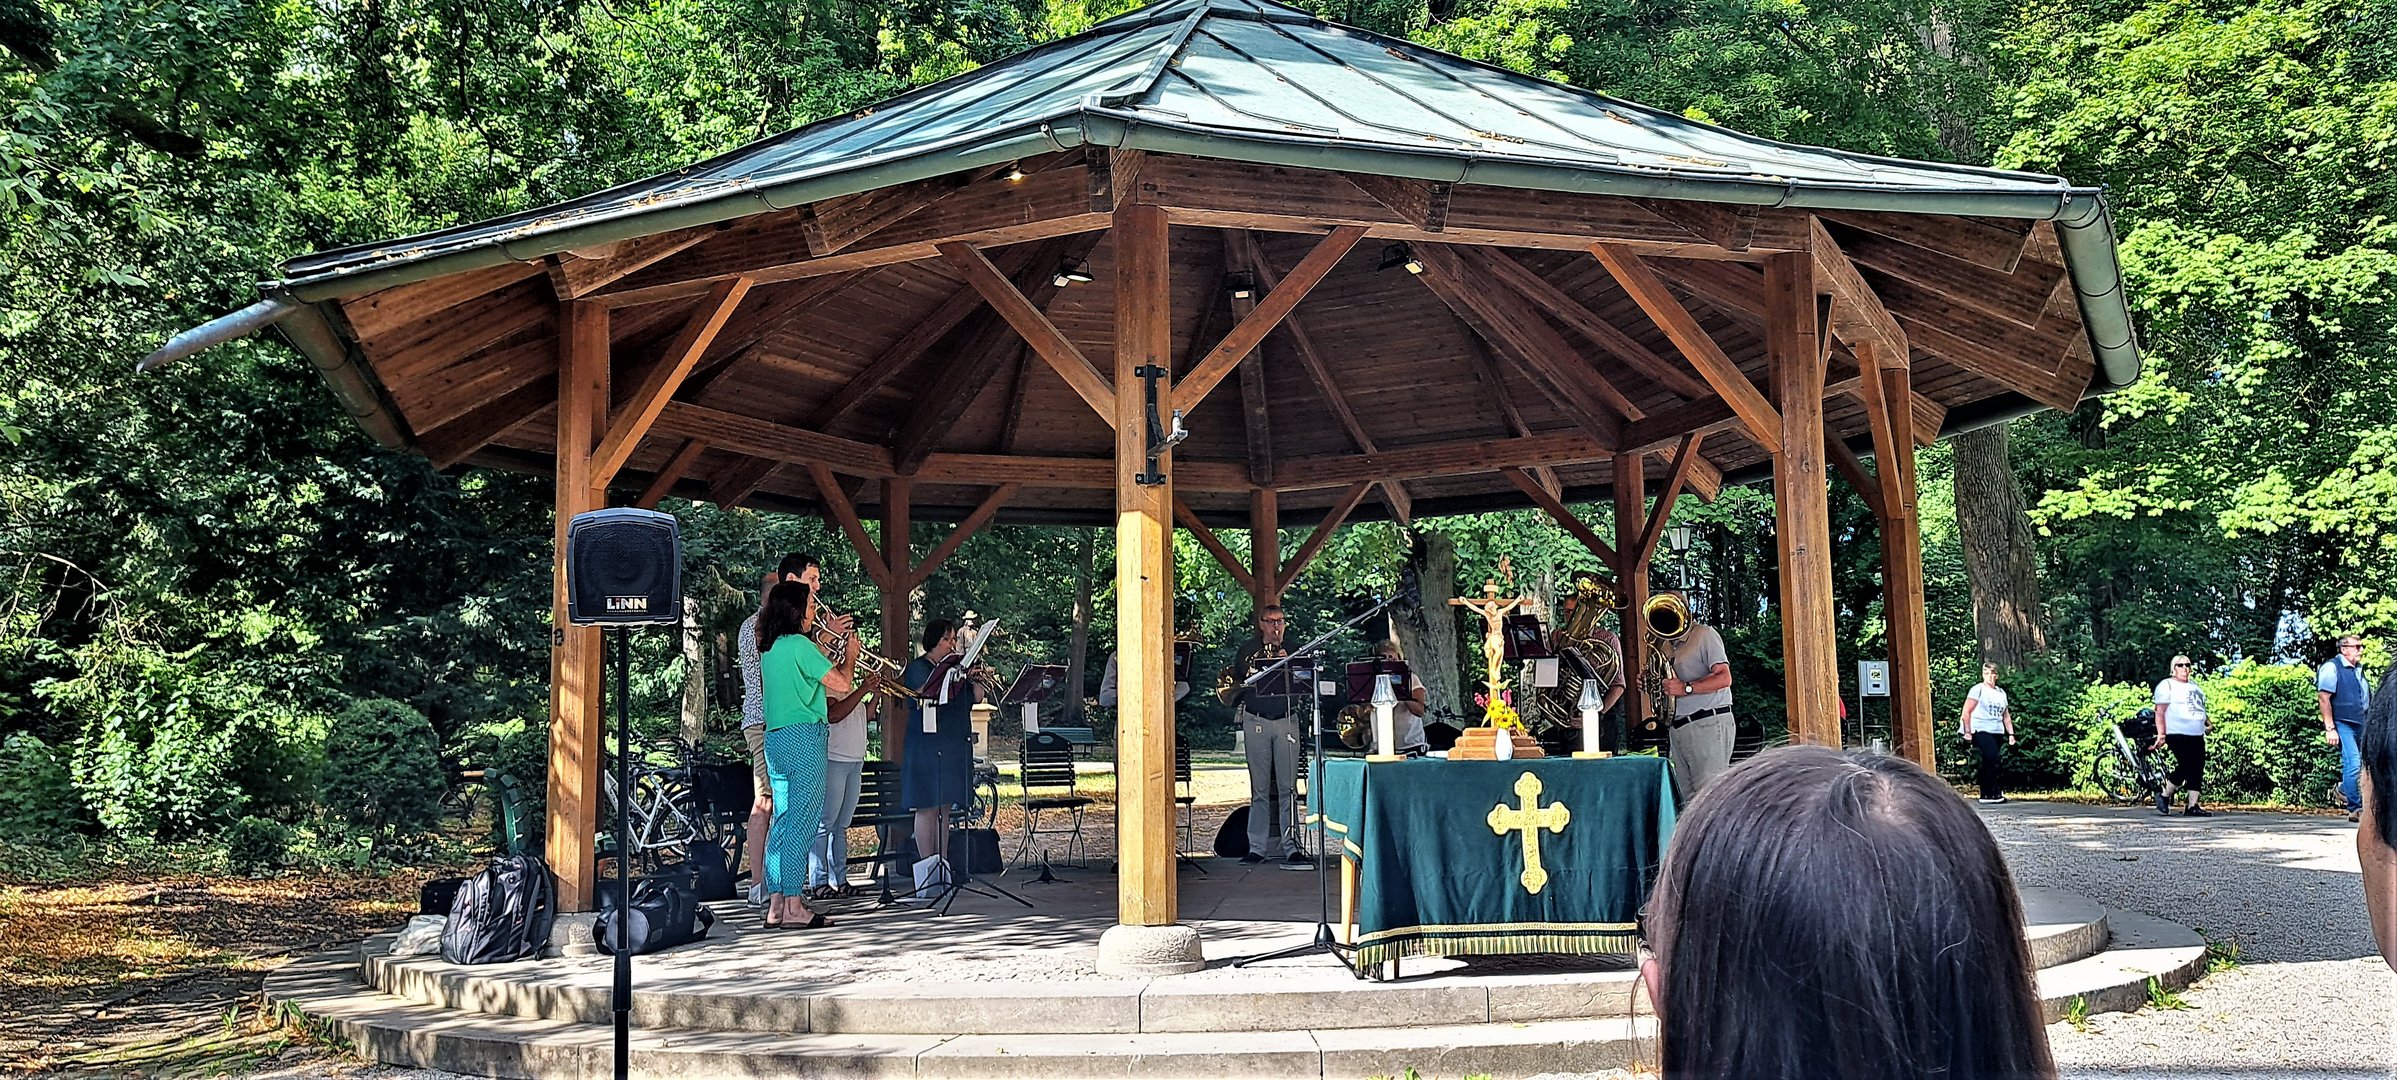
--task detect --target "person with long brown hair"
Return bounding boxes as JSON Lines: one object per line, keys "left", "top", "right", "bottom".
{"left": 1642, "top": 745, "right": 2054, "bottom": 1080}
{"left": 756, "top": 579, "right": 855, "bottom": 930}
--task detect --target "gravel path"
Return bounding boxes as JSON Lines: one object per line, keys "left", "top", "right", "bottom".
{"left": 1979, "top": 800, "right": 2394, "bottom": 1078}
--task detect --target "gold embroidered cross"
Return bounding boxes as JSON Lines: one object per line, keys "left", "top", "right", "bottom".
{"left": 1486, "top": 771, "right": 1571, "bottom": 894}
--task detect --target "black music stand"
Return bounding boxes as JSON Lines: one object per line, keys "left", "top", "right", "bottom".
{"left": 1501, "top": 612, "right": 1552, "bottom": 661}
{"left": 1002, "top": 663, "right": 1068, "bottom": 732}
{"left": 1232, "top": 587, "right": 1413, "bottom": 977}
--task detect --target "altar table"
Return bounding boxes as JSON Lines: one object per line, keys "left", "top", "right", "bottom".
{"left": 1314, "top": 754, "right": 1675, "bottom": 968}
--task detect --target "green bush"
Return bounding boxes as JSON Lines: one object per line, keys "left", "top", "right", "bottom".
{"left": 42, "top": 644, "right": 323, "bottom": 840}
{"left": 224, "top": 815, "right": 291, "bottom": 874}
{"left": 320, "top": 699, "right": 445, "bottom": 845}
{"left": 2197, "top": 661, "right": 2339, "bottom": 805}
{"left": 0, "top": 732, "right": 87, "bottom": 839}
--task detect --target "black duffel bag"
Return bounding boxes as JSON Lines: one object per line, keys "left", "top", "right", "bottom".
{"left": 418, "top": 875, "right": 468, "bottom": 917}
{"left": 596, "top": 875, "right": 716, "bottom": 956}
{"left": 440, "top": 855, "right": 556, "bottom": 965}
{"left": 948, "top": 827, "right": 1003, "bottom": 877}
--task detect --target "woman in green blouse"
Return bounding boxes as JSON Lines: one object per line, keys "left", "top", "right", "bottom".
{"left": 757, "top": 580, "right": 855, "bottom": 929}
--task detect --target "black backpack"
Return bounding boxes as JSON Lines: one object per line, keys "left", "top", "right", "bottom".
{"left": 596, "top": 876, "right": 716, "bottom": 956}
{"left": 440, "top": 855, "right": 557, "bottom": 965}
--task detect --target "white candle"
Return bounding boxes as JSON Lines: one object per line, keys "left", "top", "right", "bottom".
{"left": 1371, "top": 674, "right": 1397, "bottom": 758}
{"left": 1578, "top": 678, "right": 1603, "bottom": 756}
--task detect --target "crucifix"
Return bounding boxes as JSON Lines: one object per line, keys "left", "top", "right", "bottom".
{"left": 1450, "top": 558, "right": 1542, "bottom": 718}
{"left": 1486, "top": 771, "right": 1572, "bottom": 894}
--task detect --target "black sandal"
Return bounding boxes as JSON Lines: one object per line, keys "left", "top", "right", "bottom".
{"left": 802, "top": 912, "right": 833, "bottom": 930}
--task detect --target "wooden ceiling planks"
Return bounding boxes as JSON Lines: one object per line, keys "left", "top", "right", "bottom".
{"left": 340, "top": 147, "right": 2105, "bottom": 524}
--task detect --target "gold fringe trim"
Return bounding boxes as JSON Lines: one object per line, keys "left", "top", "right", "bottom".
{"left": 1353, "top": 928, "right": 1640, "bottom": 968}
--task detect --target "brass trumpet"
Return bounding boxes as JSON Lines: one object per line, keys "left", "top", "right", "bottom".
{"left": 810, "top": 608, "right": 920, "bottom": 698}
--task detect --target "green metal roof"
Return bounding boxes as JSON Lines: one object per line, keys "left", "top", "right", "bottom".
{"left": 265, "top": 0, "right": 2135, "bottom": 389}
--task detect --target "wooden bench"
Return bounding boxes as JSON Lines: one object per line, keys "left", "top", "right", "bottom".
{"left": 846, "top": 761, "right": 917, "bottom": 901}
{"left": 1036, "top": 726, "right": 1101, "bottom": 748}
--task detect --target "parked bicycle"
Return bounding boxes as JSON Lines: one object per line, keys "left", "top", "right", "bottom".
{"left": 2089, "top": 706, "right": 2164, "bottom": 804}
{"left": 600, "top": 735, "right": 749, "bottom": 874}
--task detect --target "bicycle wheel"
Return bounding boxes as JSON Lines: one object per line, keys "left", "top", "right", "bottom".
{"left": 2091, "top": 752, "right": 2142, "bottom": 803}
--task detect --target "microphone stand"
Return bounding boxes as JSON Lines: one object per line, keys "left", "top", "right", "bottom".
{"left": 1232, "top": 586, "right": 1416, "bottom": 976}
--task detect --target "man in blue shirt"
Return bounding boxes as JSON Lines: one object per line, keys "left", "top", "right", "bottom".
{"left": 2319, "top": 635, "right": 2370, "bottom": 822}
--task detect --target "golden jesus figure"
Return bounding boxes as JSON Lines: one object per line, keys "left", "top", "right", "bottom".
{"left": 1451, "top": 577, "right": 1538, "bottom": 711}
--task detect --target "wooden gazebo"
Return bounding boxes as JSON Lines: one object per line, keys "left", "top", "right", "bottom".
{"left": 157, "top": 0, "right": 2136, "bottom": 970}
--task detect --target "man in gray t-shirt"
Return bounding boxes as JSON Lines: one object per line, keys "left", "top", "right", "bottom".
{"left": 1661, "top": 601, "right": 1735, "bottom": 798}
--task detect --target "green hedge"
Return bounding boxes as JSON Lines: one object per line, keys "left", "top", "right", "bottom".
{"left": 1939, "top": 660, "right": 2342, "bottom": 805}
{"left": 39, "top": 644, "right": 324, "bottom": 840}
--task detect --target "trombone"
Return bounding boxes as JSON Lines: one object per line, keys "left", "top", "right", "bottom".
{"left": 810, "top": 608, "right": 921, "bottom": 698}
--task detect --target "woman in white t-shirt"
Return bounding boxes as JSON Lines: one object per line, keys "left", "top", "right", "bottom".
{"left": 1959, "top": 663, "right": 2018, "bottom": 804}
{"left": 807, "top": 680, "right": 879, "bottom": 900}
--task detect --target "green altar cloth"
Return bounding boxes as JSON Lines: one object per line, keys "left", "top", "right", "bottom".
{"left": 1316, "top": 755, "right": 1675, "bottom": 967}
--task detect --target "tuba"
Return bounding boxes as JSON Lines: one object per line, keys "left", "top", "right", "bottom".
{"left": 1640, "top": 592, "right": 1694, "bottom": 730}
{"left": 1557, "top": 574, "right": 1623, "bottom": 698}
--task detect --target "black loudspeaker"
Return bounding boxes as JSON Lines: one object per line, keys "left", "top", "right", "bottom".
{"left": 566, "top": 508, "right": 682, "bottom": 626}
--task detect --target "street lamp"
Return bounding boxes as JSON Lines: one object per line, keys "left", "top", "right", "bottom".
{"left": 1666, "top": 525, "right": 1693, "bottom": 589}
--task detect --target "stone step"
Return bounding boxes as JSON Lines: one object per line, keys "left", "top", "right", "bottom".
{"left": 2019, "top": 886, "right": 2112, "bottom": 969}
{"left": 2033, "top": 908, "right": 2209, "bottom": 1021}
{"left": 273, "top": 953, "right": 1651, "bottom": 1080}
{"left": 359, "top": 940, "right": 1642, "bottom": 1036}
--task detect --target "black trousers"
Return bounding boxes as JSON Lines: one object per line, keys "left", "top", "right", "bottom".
{"left": 1971, "top": 731, "right": 2007, "bottom": 800}
{"left": 2164, "top": 733, "right": 2206, "bottom": 791}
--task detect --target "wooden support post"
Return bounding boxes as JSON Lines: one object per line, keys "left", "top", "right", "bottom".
{"left": 1766, "top": 253, "right": 1840, "bottom": 747}
{"left": 1878, "top": 367, "right": 1934, "bottom": 768}
{"left": 546, "top": 301, "right": 608, "bottom": 912}
{"left": 1613, "top": 453, "right": 1651, "bottom": 739}
{"left": 1112, "top": 202, "right": 1178, "bottom": 930}
{"left": 1250, "top": 488, "right": 1281, "bottom": 606}
{"left": 880, "top": 476, "right": 912, "bottom": 763}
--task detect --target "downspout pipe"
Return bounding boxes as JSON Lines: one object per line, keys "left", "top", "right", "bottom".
{"left": 137, "top": 297, "right": 301, "bottom": 371}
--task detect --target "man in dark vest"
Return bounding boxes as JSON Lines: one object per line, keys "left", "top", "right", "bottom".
{"left": 2320, "top": 634, "right": 2370, "bottom": 822}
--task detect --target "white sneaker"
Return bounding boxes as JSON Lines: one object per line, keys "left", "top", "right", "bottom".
{"left": 746, "top": 883, "right": 768, "bottom": 908}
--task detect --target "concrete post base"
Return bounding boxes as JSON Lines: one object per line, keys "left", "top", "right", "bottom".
{"left": 1095, "top": 923, "right": 1205, "bottom": 976}
{"left": 545, "top": 911, "right": 600, "bottom": 958}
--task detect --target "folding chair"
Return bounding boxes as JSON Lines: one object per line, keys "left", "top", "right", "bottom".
{"left": 1014, "top": 731, "right": 1093, "bottom": 868}
{"left": 1174, "top": 736, "right": 1208, "bottom": 873}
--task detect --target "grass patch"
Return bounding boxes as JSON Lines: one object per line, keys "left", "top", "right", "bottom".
{"left": 2203, "top": 935, "right": 2242, "bottom": 974}
{"left": 2062, "top": 995, "right": 2091, "bottom": 1032}
{"left": 2144, "top": 977, "right": 2190, "bottom": 1011}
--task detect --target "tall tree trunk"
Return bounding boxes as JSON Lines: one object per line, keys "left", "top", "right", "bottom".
{"left": 1953, "top": 425, "right": 2048, "bottom": 666}
{"left": 1059, "top": 527, "right": 1097, "bottom": 725}
{"left": 1391, "top": 529, "right": 1462, "bottom": 721}
{"left": 679, "top": 596, "right": 707, "bottom": 746}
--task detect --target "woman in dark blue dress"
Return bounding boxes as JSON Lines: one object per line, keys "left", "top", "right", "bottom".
{"left": 901, "top": 617, "right": 983, "bottom": 874}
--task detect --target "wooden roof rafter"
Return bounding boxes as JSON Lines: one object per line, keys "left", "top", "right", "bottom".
{"left": 595, "top": 164, "right": 1114, "bottom": 308}
{"left": 1221, "top": 228, "right": 1412, "bottom": 524}
{"left": 938, "top": 238, "right": 1117, "bottom": 424}
{"left": 1588, "top": 243, "right": 1781, "bottom": 454}
{"left": 898, "top": 234, "right": 1096, "bottom": 469}
{"left": 1409, "top": 242, "right": 1630, "bottom": 449}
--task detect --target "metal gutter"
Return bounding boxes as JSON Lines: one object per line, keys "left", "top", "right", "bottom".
{"left": 277, "top": 302, "right": 411, "bottom": 451}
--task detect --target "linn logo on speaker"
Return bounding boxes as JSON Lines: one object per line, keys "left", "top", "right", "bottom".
{"left": 605, "top": 596, "right": 650, "bottom": 614}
